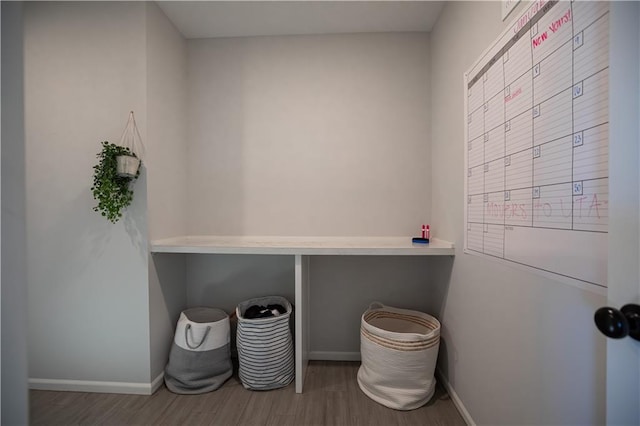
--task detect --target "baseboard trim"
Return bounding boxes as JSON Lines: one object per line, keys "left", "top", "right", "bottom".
{"left": 308, "top": 351, "right": 361, "bottom": 361}
{"left": 29, "top": 374, "right": 163, "bottom": 395}
{"left": 151, "top": 371, "right": 164, "bottom": 393}
{"left": 436, "top": 368, "right": 475, "bottom": 426}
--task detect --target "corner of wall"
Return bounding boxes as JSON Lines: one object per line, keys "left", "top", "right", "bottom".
{"left": 144, "top": 1, "right": 189, "bottom": 382}
{"left": 1, "top": 2, "right": 29, "bottom": 423}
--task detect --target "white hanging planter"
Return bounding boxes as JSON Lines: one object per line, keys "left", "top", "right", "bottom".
{"left": 116, "top": 111, "right": 145, "bottom": 177}
{"left": 116, "top": 154, "right": 140, "bottom": 178}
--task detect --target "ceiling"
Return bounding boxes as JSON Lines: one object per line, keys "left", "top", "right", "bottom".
{"left": 157, "top": 1, "right": 444, "bottom": 39}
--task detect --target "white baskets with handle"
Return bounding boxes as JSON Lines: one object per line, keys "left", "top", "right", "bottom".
{"left": 357, "top": 302, "right": 441, "bottom": 410}
{"left": 164, "top": 307, "right": 233, "bottom": 394}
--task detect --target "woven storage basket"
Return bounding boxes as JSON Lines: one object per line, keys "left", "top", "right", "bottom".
{"left": 236, "top": 296, "right": 294, "bottom": 390}
{"left": 164, "top": 307, "right": 232, "bottom": 394}
{"left": 357, "top": 302, "right": 441, "bottom": 410}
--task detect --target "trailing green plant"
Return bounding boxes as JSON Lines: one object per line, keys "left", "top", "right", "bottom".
{"left": 91, "top": 141, "right": 140, "bottom": 223}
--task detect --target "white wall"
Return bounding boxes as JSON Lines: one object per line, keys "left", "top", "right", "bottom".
{"left": 145, "top": 2, "right": 189, "bottom": 382}
{"left": 24, "top": 2, "right": 152, "bottom": 385}
{"left": 146, "top": 2, "right": 188, "bottom": 242}
{"left": 187, "top": 33, "right": 431, "bottom": 236}
{"left": 1, "top": 2, "right": 29, "bottom": 423}
{"left": 430, "top": 2, "right": 606, "bottom": 424}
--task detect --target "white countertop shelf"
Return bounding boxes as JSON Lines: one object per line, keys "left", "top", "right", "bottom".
{"left": 150, "top": 235, "right": 455, "bottom": 256}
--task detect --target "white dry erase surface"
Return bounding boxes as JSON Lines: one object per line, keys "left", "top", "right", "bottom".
{"left": 463, "top": 1, "right": 609, "bottom": 292}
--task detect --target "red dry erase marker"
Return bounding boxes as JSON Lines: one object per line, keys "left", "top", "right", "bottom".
{"left": 421, "top": 224, "right": 427, "bottom": 238}
{"left": 425, "top": 225, "right": 430, "bottom": 240}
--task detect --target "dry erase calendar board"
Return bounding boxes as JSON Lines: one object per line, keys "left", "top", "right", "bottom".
{"left": 464, "top": 0, "right": 609, "bottom": 290}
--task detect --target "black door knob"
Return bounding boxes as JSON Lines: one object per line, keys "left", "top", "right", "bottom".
{"left": 594, "top": 304, "right": 640, "bottom": 341}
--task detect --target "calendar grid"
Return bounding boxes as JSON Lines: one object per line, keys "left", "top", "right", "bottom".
{"left": 464, "top": 0, "right": 609, "bottom": 287}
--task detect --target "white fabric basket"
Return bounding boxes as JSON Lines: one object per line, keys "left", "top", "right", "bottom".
{"left": 164, "top": 307, "right": 233, "bottom": 394}
{"left": 236, "top": 296, "right": 294, "bottom": 390}
{"left": 357, "top": 302, "right": 441, "bottom": 410}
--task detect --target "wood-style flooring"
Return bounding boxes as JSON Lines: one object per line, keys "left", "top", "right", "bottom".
{"left": 30, "top": 361, "right": 465, "bottom": 426}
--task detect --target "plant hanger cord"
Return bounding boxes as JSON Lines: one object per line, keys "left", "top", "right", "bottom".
{"left": 119, "top": 111, "right": 145, "bottom": 160}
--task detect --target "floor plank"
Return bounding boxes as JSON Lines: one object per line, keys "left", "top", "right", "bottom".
{"left": 29, "top": 361, "right": 466, "bottom": 426}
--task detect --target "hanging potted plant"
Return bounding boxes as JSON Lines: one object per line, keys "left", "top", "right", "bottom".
{"left": 91, "top": 111, "right": 145, "bottom": 223}
{"left": 91, "top": 141, "right": 140, "bottom": 223}
{"left": 116, "top": 111, "right": 144, "bottom": 178}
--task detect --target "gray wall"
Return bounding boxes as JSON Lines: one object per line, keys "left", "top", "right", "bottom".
{"left": 308, "top": 256, "right": 445, "bottom": 356}
{"left": 187, "top": 33, "right": 431, "bottom": 236}
{"left": 187, "top": 255, "right": 295, "bottom": 311}
{"left": 185, "top": 255, "right": 444, "bottom": 356}
{"left": 145, "top": 1, "right": 189, "bottom": 382}
{"left": 1, "top": 2, "right": 29, "bottom": 423}
{"left": 430, "top": 2, "right": 606, "bottom": 424}
{"left": 24, "top": 1, "right": 152, "bottom": 385}
{"left": 186, "top": 254, "right": 294, "bottom": 353}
